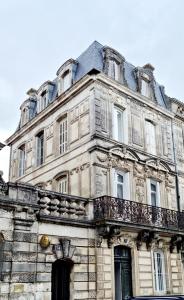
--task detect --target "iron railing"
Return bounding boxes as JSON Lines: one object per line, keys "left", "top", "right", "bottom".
{"left": 94, "top": 196, "right": 184, "bottom": 231}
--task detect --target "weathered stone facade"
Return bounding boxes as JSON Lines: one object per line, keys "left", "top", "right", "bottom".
{"left": 3, "top": 41, "right": 184, "bottom": 299}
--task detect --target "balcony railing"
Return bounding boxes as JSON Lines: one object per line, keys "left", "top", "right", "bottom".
{"left": 94, "top": 196, "right": 184, "bottom": 231}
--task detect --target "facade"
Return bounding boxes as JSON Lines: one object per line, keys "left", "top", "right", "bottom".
{"left": 1, "top": 41, "right": 184, "bottom": 299}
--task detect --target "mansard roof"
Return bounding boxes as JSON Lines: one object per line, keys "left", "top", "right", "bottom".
{"left": 17, "top": 41, "right": 174, "bottom": 130}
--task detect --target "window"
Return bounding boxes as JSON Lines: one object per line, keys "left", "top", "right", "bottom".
{"left": 109, "top": 60, "right": 119, "bottom": 81}
{"left": 148, "top": 179, "right": 160, "bottom": 207}
{"left": 141, "top": 79, "right": 150, "bottom": 97}
{"left": 21, "top": 108, "right": 29, "bottom": 126}
{"left": 113, "top": 106, "right": 124, "bottom": 142}
{"left": 145, "top": 120, "right": 156, "bottom": 155}
{"left": 63, "top": 71, "right": 71, "bottom": 92}
{"left": 18, "top": 145, "right": 26, "bottom": 177}
{"left": 57, "top": 176, "right": 68, "bottom": 194}
{"left": 59, "top": 117, "right": 68, "bottom": 154}
{"left": 36, "top": 131, "right": 44, "bottom": 166}
{"left": 153, "top": 250, "right": 166, "bottom": 292}
{"left": 113, "top": 170, "right": 130, "bottom": 200}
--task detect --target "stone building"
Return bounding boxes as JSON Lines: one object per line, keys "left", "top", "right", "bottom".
{"left": 2, "top": 41, "right": 184, "bottom": 299}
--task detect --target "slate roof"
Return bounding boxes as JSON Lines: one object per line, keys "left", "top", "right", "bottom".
{"left": 19, "top": 41, "right": 168, "bottom": 128}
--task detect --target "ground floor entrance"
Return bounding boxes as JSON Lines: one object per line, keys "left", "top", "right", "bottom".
{"left": 114, "top": 246, "right": 133, "bottom": 300}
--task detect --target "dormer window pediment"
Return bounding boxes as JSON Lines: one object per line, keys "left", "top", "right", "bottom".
{"left": 37, "top": 81, "right": 55, "bottom": 113}
{"left": 56, "top": 59, "right": 77, "bottom": 95}
{"left": 103, "top": 46, "right": 126, "bottom": 84}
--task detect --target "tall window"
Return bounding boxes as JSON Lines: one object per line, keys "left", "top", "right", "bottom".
{"left": 153, "top": 250, "right": 166, "bottom": 292}
{"left": 113, "top": 106, "right": 124, "bottom": 143}
{"left": 145, "top": 120, "right": 156, "bottom": 155}
{"left": 148, "top": 179, "right": 160, "bottom": 207}
{"left": 141, "top": 79, "right": 150, "bottom": 97}
{"left": 63, "top": 71, "right": 71, "bottom": 92}
{"left": 113, "top": 170, "right": 130, "bottom": 200}
{"left": 57, "top": 176, "right": 68, "bottom": 194}
{"left": 18, "top": 145, "right": 26, "bottom": 177}
{"left": 109, "top": 60, "right": 119, "bottom": 81}
{"left": 59, "top": 117, "right": 68, "bottom": 154}
{"left": 36, "top": 131, "right": 44, "bottom": 166}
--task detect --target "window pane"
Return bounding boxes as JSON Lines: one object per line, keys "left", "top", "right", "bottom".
{"left": 153, "top": 251, "right": 165, "bottom": 292}
{"left": 58, "top": 176, "right": 67, "bottom": 194}
{"left": 142, "top": 79, "right": 149, "bottom": 97}
{"left": 117, "top": 174, "right": 123, "bottom": 183}
{"left": 114, "top": 107, "right": 123, "bottom": 142}
{"left": 63, "top": 72, "right": 71, "bottom": 91}
{"left": 60, "top": 118, "right": 67, "bottom": 154}
{"left": 117, "top": 183, "right": 123, "bottom": 199}
{"left": 37, "top": 132, "right": 44, "bottom": 166}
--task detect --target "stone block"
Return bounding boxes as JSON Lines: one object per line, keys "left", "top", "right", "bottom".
{"left": 74, "top": 281, "right": 88, "bottom": 291}
{"left": 12, "top": 263, "right": 36, "bottom": 273}
{"left": 11, "top": 273, "right": 36, "bottom": 283}
{"left": 13, "top": 232, "right": 37, "bottom": 243}
{"left": 37, "top": 273, "right": 51, "bottom": 282}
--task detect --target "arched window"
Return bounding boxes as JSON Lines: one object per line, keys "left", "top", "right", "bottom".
{"left": 36, "top": 131, "right": 44, "bottom": 166}
{"left": 52, "top": 259, "right": 73, "bottom": 300}
{"left": 18, "top": 144, "right": 26, "bottom": 177}
{"left": 153, "top": 250, "right": 166, "bottom": 292}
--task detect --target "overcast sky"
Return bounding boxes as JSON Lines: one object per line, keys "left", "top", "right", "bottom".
{"left": 0, "top": 0, "right": 184, "bottom": 181}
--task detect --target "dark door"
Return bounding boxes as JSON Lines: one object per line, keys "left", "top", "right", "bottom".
{"left": 114, "top": 246, "right": 133, "bottom": 300}
{"left": 52, "top": 259, "right": 73, "bottom": 300}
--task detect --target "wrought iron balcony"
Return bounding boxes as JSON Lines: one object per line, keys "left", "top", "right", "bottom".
{"left": 94, "top": 196, "right": 184, "bottom": 232}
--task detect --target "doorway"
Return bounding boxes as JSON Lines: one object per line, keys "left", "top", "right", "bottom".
{"left": 52, "top": 259, "right": 73, "bottom": 300}
{"left": 114, "top": 246, "right": 133, "bottom": 300}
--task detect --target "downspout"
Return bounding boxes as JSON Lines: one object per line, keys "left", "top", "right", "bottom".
{"left": 171, "top": 119, "right": 181, "bottom": 212}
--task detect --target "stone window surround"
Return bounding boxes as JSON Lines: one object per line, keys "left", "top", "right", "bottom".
{"left": 17, "top": 142, "right": 26, "bottom": 178}
{"left": 56, "top": 59, "right": 77, "bottom": 96}
{"left": 35, "top": 129, "right": 45, "bottom": 167}
{"left": 37, "top": 81, "right": 55, "bottom": 113}
{"left": 103, "top": 46, "right": 126, "bottom": 84}
{"left": 52, "top": 170, "right": 70, "bottom": 193}
{"left": 152, "top": 249, "right": 167, "bottom": 293}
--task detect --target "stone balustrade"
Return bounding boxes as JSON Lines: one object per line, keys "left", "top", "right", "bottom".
{"left": 38, "top": 190, "right": 89, "bottom": 220}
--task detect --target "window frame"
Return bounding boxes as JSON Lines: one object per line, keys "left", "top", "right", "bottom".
{"left": 57, "top": 175, "right": 68, "bottom": 194}
{"left": 113, "top": 106, "right": 124, "bottom": 143}
{"left": 18, "top": 144, "right": 26, "bottom": 177}
{"left": 109, "top": 59, "right": 120, "bottom": 81}
{"left": 147, "top": 178, "right": 160, "bottom": 207}
{"left": 153, "top": 250, "right": 166, "bottom": 293}
{"left": 113, "top": 169, "right": 130, "bottom": 200}
{"left": 59, "top": 116, "right": 68, "bottom": 155}
{"left": 145, "top": 119, "right": 156, "bottom": 155}
{"left": 36, "top": 130, "right": 44, "bottom": 166}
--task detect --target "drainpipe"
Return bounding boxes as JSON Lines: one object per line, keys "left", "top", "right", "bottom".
{"left": 171, "top": 119, "right": 181, "bottom": 212}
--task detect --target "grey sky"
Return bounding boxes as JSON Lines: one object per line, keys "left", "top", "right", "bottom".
{"left": 0, "top": 0, "right": 184, "bottom": 180}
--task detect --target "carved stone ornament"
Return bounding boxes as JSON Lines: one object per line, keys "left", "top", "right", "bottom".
{"left": 40, "top": 235, "right": 50, "bottom": 249}
{"left": 53, "top": 239, "right": 76, "bottom": 260}
{"left": 112, "top": 234, "right": 135, "bottom": 249}
{"left": 136, "top": 230, "right": 160, "bottom": 251}
{"left": 170, "top": 235, "right": 184, "bottom": 253}
{"left": 97, "top": 225, "right": 121, "bottom": 248}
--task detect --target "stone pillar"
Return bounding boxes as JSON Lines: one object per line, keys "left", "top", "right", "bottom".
{"left": 96, "top": 239, "right": 113, "bottom": 300}
{"left": 9, "top": 205, "right": 37, "bottom": 299}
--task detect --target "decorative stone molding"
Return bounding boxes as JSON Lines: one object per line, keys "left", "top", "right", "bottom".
{"left": 170, "top": 235, "right": 184, "bottom": 253}
{"left": 112, "top": 234, "right": 135, "bottom": 249}
{"left": 136, "top": 230, "right": 160, "bottom": 251}
{"left": 53, "top": 238, "right": 76, "bottom": 260}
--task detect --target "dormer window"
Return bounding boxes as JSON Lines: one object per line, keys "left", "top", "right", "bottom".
{"left": 21, "top": 107, "right": 29, "bottom": 126}
{"left": 63, "top": 70, "right": 71, "bottom": 92}
{"left": 103, "top": 46, "right": 126, "bottom": 84}
{"left": 56, "top": 59, "right": 77, "bottom": 96}
{"left": 109, "top": 60, "right": 120, "bottom": 81}
{"left": 141, "top": 74, "right": 150, "bottom": 97}
{"left": 37, "top": 81, "right": 55, "bottom": 113}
